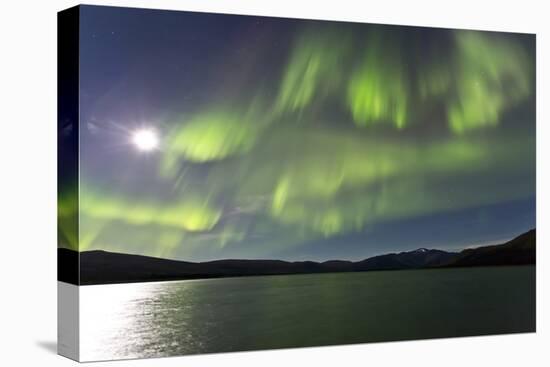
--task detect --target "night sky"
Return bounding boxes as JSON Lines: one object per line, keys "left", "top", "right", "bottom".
{"left": 59, "top": 5, "right": 536, "bottom": 261}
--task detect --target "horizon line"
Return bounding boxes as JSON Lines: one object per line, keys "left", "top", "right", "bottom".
{"left": 59, "top": 228, "right": 535, "bottom": 264}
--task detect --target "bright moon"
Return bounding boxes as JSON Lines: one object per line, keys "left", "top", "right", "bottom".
{"left": 132, "top": 129, "right": 159, "bottom": 152}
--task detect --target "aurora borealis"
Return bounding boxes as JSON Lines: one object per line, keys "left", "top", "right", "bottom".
{"left": 58, "top": 6, "right": 535, "bottom": 261}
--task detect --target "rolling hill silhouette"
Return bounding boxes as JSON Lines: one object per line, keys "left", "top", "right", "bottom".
{"left": 58, "top": 229, "right": 535, "bottom": 285}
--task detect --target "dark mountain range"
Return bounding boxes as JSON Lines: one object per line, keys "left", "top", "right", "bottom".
{"left": 354, "top": 248, "right": 457, "bottom": 271}
{"left": 58, "top": 229, "right": 535, "bottom": 285}
{"left": 446, "top": 229, "right": 535, "bottom": 267}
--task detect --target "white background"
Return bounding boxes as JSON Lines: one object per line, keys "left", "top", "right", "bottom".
{"left": 0, "top": 0, "right": 548, "bottom": 365}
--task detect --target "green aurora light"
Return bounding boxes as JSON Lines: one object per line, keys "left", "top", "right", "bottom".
{"left": 64, "top": 22, "right": 535, "bottom": 261}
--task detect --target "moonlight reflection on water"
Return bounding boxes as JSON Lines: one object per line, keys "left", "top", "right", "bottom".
{"left": 79, "top": 267, "right": 535, "bottom": 361}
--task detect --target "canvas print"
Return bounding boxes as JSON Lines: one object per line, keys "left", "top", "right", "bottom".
{"left": 58, "top": 5, "right": 536, "bottom": 362}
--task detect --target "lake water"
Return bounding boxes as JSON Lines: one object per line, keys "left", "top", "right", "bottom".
{"left": 79, "top": 266, "right": 535, "bottom": 361}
